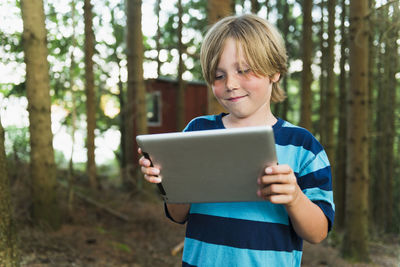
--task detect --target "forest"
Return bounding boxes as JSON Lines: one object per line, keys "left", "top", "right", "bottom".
{"left": 0, "top": 0, "right": 399, "bottom": 266}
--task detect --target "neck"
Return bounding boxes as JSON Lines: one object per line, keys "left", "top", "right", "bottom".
{"left": 223, "top": 111, "right": 277, "bottom": 128}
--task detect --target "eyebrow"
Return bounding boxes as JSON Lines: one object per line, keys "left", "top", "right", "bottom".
{"left": 216, "top": 62, "right": 250, "bottom": 71}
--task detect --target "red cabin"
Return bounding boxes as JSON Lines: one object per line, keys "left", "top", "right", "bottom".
{"left": 145, "top": 77, "right": 208, "bottom": 133}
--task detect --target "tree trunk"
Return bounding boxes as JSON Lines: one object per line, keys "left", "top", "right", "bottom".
{"left": 126, "top": 0, "right": 148, "bottom": 190}
{"left": 334, "top": 0, "right": 348, "bottom": 231}
{"left": 250, "top": 0, "right": 260, "bottom": 14}
{"left": 207, "top": 0, "right": 233, "bottom": 115}
{"left": 373, "top": 12, "right": 387, "bottom": 232}
{"left": 325, "top": 0, "right": 336, "bottom": 167}
{"left": 67, "top": 0, "right": 77, "bottom": 214}
{"left": 155, "top": 0, "right": 162, "bottom": 77}
{"left": 274, "top": 0, "right": 289, "bottom": 120}
{"left": 84, "top": 0, "right": 98, "bottom": 189}
{"left": 281, "top": 2, "right": 290, "bottom": 120}
{"left": 318, "top": 0, "right": 327, "bottom": 143}
{"left": 0, "top": 117, "right": 19, "bottom": 267}
{"left": 110, "top": 7, "right": 128, "bottom": 189}
{"left": 21, "top": 0, "right": 61, "bottom": 230}
{"left": 343, "top": 0, "right": 370, "bottom": 261}
{"left": 176, "top": 0, "right": 186, "bottom": 131}
{"left": 265, "top": 0, "right": 271, "bottom": 20}
{"left": 367, "top": 0, "right": 376, "bottom": 232}
{"left": 383, "top": 3, "right": 398, "bottom": 232}
{"left": 300, "top": 0, "right": 313, "bottom": 130}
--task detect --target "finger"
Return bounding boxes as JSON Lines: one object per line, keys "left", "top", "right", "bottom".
{"left": 141, "top": 166, "right": 160, "bottom": 176}
{"left": 257, "top": 186, "right": 295, "bottom": 203}
{"left": 138, "top": 147, "right": 142, "bottom": 154}
{"left": 139, "top": 156, "right": 151, "bottom": 167}
{"left": 267, "top": 194, "right": 295, "bottom": 205}
{"left": 144, "top": 174, "right": 162, "bottom": 183}
{"left": 261, "top": 183, "right": 296, "bottom": 195}
{"left": 260, "top": 173, "right": 295, "bottom": 186}
{"left": 265, "top": 164, "right": 292, "bottom": 175}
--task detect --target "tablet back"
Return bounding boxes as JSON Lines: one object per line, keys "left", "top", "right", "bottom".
{"left": 136, "top": 126, "right": 277, "bottom": 203}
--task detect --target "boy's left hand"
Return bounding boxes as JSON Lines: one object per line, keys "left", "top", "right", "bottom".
{"left": 257, "top": 164, "right": 301, "bottom": 207}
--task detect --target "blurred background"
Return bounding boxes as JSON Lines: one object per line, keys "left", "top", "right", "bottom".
{"left": 0, "top": 0, "right": 399, "bottom": 266}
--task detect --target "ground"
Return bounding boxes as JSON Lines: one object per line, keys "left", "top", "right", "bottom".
{"left": 12, "top": 177, "right": 400, "bottom": 267}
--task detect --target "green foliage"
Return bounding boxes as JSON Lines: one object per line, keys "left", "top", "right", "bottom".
{"left": 149, "top": 0, "right": 207, "bottom": 81}
{"left": 0, "top": 82, "right": 26, "bottom": 98}
{"left": 54, "top": 149, "right": 68, "bottom": 168}
{"left": 0, "top": 31, "right": 23, "bottom": 59}
{"left": 110, "top": 241, "right": 132, "bottom": 253}
{"left": 4, "top": 125, "right": 30, "bottom": 162}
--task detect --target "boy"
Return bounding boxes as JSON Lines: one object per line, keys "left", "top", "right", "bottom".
{"left": 139, "top": 14, "right": 334, "bottom": 266}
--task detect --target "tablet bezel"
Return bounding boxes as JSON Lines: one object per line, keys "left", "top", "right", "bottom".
{"left": 136, "top": 126, "right": 277, "bottom": 203}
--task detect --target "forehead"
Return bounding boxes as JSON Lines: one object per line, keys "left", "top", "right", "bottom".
{"left": 217, "top": 38, "right": 249, "bottom": 67}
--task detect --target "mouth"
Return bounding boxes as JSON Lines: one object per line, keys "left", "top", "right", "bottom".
{"left": 226, "top": 95, "right": 247, "bottom": 102}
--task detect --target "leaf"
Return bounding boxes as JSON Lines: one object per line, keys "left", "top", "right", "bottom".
{"left": 110, "top": 241, "right": 132, "bottom": 253}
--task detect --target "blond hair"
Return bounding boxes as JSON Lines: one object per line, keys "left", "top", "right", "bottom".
{"left": 200, "top": 14, "right": 288, "bottom": 103}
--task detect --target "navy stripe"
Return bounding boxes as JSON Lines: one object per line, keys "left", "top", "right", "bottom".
{"left": 182, "top": 262, "right": 196, "bottom": 267}
{"left": 186, "top": 213, "right": 302, "bottom": 252}
{"left": 314, "top": 200, "right": 335, "bottom": 231}
{"left": 185, "top": 115, "right": 224, "bottom": 132}
{"left": 274, "top": 125, "right": 324, "bottom": 156}
{"left": 296, "top": 166, "right": 332, "bottom": 191}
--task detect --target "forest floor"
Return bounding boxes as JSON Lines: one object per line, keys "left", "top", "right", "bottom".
{"left": 11, "top": 174, "right": 400, "bottom": 267}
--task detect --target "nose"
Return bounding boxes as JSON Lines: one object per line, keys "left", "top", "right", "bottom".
{"left": 226, "top": 73, "right": 239, "bottom": 91}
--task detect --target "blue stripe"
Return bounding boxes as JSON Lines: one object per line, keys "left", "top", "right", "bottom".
{"left": 275, "top": 123, "right": 324, "bottom": 155}
{"left": 300, "top": 150, "right": 330, "bottom": 176}
{"left": 190, "top": 202, "right": 289, "bottom": 225}
{"left": 186, "top": 213, "right": 302, "bottom": 252}
{"left": 183, "top": 238, "right": 302, "bottom": 267}
{"left": 297, "top": 166, "right": 332, "bottom": 191}
{"left": 276, "top": 144, "right": 317, "bottom": 173}
{"left": 303, "top": 188, "right": 334, "bottom": 206}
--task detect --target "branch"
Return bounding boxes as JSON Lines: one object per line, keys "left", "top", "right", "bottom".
{"left": 74, "top": 190, "right": 131, "bottom": 222}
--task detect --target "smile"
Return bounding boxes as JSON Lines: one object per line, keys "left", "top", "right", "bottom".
{"left": 227, "top": 95, "right": 247, "bottom": 102}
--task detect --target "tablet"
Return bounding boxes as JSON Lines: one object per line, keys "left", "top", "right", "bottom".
{"left": 136, "top": 126, "right": 277, "bottom": 203}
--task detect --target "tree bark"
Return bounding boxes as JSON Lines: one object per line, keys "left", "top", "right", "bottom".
{"left": 383, "top": 3, "right": 398, "bottom": 232}
{"left": 176, "top": 0, "right": 186, "bottom": 131}
{"left": 274, "top": 0, "right": 290, "bottom": 120}
{"left": 334, "top": 0, "right": 348, "bottom": 231}
{"left": 155, "top": 0, "right": 162, "bottom": 76}
{"left": 21, "top": 0, "right": 61, "bottom": 230}
{"left": 343, "top": 0, "right": 370, "bottom": 261}
{"left": 367, "top": 0, "right": 376, "bottom": 232}
{"left": 126, "top": 0, "right": 148, "bottom": 190}
{"left": 325, "top": 0, "right": 337, "bottom": 167}
{"left": 206, "top": 0, "right": 233, "bottom": 115}
{"left": 319, "top": 0, "right": 327, "bottom": 144}
{"left": 68, "top": 0, "right": 77, "bottom": 213}
{"left": 110, "top": 6, "right": 128, "bottom": 189}
{"left": 250, "top": 0, "right": 260, "bottom": 14}
{"left": 300, "top": 0, "right": 313, "bottom": 130}
{"left": 373, "top": 8, "right": 387, "bottom": 232}
{"left": 84, "top": 0, "right": 98, "bottom": 189}
{"left": 0, "top": 117, "right": 19, "bottom": 267}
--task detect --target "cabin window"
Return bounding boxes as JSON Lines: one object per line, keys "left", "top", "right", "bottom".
{"left": 146, "top": 91, "right": 161, "bottom": 126}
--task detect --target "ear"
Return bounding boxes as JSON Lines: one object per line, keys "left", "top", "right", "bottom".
{"left": 270, "top": 73, "right": 280, "bottom": 83}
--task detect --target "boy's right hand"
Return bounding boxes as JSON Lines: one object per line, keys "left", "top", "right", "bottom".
{"left": 138, "top": 148, "right": 162, "bottom": 183}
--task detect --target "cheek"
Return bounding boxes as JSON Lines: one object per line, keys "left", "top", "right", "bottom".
{"left": 211, "top": 83, "right": 224, "bottom": 98}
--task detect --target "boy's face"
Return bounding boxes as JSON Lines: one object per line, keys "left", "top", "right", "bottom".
{"left": 212, "top": 38, "right": 279, "bottom": 121}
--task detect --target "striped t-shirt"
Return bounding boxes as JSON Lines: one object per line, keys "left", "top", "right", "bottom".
{"left": 166, "top": 114, "right": 335, "bottom": 267}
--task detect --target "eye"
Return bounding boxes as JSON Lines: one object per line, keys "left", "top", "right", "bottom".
{"left": 238, "top": 68, "right": 251, "bottom": 74}
{"left": 215, "top": 73, "right": 225, "bottom": 80}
